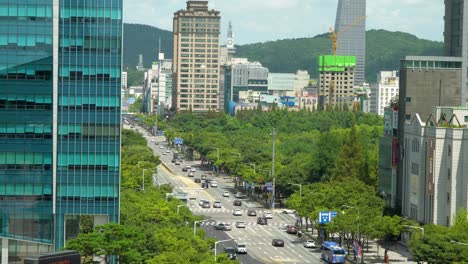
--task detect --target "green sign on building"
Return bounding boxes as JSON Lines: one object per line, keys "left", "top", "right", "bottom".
{"left": 318, "top": 55, "right": 356, "bottom": 72}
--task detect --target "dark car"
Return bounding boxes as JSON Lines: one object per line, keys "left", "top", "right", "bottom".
{"left": 272, "top": 239, "right": 285, "bottom": 247}
{"left": 286, "top": 225, "right": 298, "bottom": 234}
{"left": 202, "top": 201, "right": 210, "bottom": 208}
{"left": 171, "top": 159, "right": 176, "bottom": 163}
{"left": 201, "top": 174, "right": 207, "bottom": 180}
{"left": 202, "top": 182, "right": 209, "bottom": 189}
{"left": 233, "top": 200, "right": 242, "bottom": 206}
{"left": 194, "top": 177, "right": 201, "bottom": 183}
{"left": 257, "top": 217, "right": 267, "bottom": 225}
{"left": 224, "top": 247, "right": 237, "bottom": 260}
{"left": 247, "top": 209, "right": 257, "bottom": 216}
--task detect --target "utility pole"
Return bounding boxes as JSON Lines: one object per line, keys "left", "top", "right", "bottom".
{"left": 272, "top": 127, "right": 276, "bottom": 209}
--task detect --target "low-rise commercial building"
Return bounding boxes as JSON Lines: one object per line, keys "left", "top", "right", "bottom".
{"left": 402, "top": 106, "right": 468, "bottom": 226}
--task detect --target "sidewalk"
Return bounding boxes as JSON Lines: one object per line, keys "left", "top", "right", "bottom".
{"left": 299, "top": 228, "right": 416, "bottom": 264}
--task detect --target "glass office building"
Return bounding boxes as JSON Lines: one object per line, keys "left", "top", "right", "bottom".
{"left": 0, "top": 1, "right": 122, "bottom": 262}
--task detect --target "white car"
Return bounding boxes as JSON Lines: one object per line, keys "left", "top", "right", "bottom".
{"left": 236, "top": 221, "right": 246, "bottom": 228}
{"left": 282, "top": 209, "right": 297, "bottom": 214}
{"left": 159, "top": 146, "right": 164, "bottom": 149}
{"left": 150, "top": 139, "right": 154, "bottom": 142}
{"left": 199, "top": 199, "right": 208, "bottom": 206}
{"left": 233, "top": 209, "right": 243, "bottom": 216}
{"left": 210, "top": 181, "right": 218, "bottom": 187}
{"left": 263, "top": 211, "right": 273, "bottom": 219}
{"left": 190, "top": 168, "right": 196, "bottom": 172}
{"left": 235, "top": 243, "right": 247, "bottom": 254}
{"left": 222, "top": 191, "right": 230, "bottom": 197}
{"left": 303, "top": 240, "right": 316, "bottom": 248}
{"left": 235, "top": 192, "right": 245, "bottom": 198}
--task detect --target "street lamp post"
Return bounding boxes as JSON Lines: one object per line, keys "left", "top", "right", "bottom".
{"left": 261, "top": 169, "right": 272, "bottom": 207}
{"left": 271, "top": 127, "right": 276, "bottom": 209}
{"left": 289, "top": 183, "right": 302, "bottom": 197}
{"left": 209, "top": 147, "right": 220, "bottom": 174}
{"left": 451, "top": 240, "right": 468, "bottom": 246}
{"left": 248, "top": 163, "right": 256, "bottom": 173}
{"left": 177, "top": 204, "right": 187, "bottom": 214}
{"left": 214, "top": 239, "right": 232, "bottom": 262}
{"left": 142, "top": 169, "right": 152, "bottom": 191}
{"left": 194, "top": 220, "right": 209, "bottom": 237}
{"left": 403, "top": 225, "right": 424, "bottom": 237}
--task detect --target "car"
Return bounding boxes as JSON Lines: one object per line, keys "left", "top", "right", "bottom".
{"left": 272, "top": 239, "right": 285, "bottom": 247}
{"left": 235, "top": 192, "right": 245, "bottom": 198}
{"left": 286, "top": 225, "right": 298, "bottom": 234}
{"left": 194, "top": 177, "right": 201, "bottom": 183}
{"left": 175, "top": 160, "right": 181, "bottom": 165}
{"left": 235, "top": 243, "right": 247, "bottom": 254}
{"left": 214, "top": 223, "right": 232, "bottom": 231}
{"left": 263, "top": 210, "right": 273, "bottom": 219}
{"left": 201, "top": 182, "right": 209, "bottom": 189}
{"left": 222, "top": 191, "right": 230, "bottom": 197}
{"left": 213, "top": 201, "right": 222, "bottom": 208}
{"left": 282, "top": 209, "right": 297, "bottom": 214}
{"left": 165, "top": 150, "right": 170, "bottom": 154}
{"left": 233, "top": 209, "right": 243, "bottom": 216}
{"left": 199, "top": 199, "right": 208, "bottom": 206}
{"left": 247, "top": 209, "right": 257, "bottom": 216}
{"left": 159, "top": 146, "right": 164, "bottom": 149}
{"left": 150, "top": 139, "right": 155, "bottom": 142}
{"left": 171, "top": 159, "right": 176, "bottom": 163}
{"left": 201, "top": 174, "right": 207, "bottom": 180}
{"left": 155, "top": 142, "right": 159, "bottom": 145}
{"left": 202, "top": 201, "right": 211, "bottom": 208}
{"left": 224, "top": 247, "right": 237, "bottom": 260}
{"left": 233, "top": 200, "right": 242, "bottom": 206}
{"left": 182, "top": 165, "right": 191, "bottom": 172}
{"left": 257, "top": 217, "right": 267, "bottom": 225}
{"left": 162, "top": 152, "right": 167, "bottom": 155}
{"left": 303, "top": 240, "right": 316, "bottom": 248}
{"left": 210, "top": 181, "right": 218, "bottom": 187}
{"left": 188, "top": 171, "right": 195, "bottom": 177}
{"left": 236, "top": 221, "right": 246, "bottom": 228}
{"left": 190, "top": 168, "right": 196, "bottom": 172}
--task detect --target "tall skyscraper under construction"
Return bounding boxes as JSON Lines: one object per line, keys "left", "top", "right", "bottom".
{"left": 334, "top": 0, "right": 366, "bottom": 86}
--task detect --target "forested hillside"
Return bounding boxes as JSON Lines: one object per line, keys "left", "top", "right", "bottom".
{"left": 123, "top": 24, "right": 444, "bottom": 82}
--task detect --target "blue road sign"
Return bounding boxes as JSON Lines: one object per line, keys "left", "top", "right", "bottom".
{"left": 319, "top": 211, "right": 339, "bottom": 224}
{"left": 174, "top": 137, "right": 184, "bottom": 145}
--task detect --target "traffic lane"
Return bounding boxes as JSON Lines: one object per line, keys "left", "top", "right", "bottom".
{"left": 229, "top": 224, "right": 320, "bottom": 264}
{"left": 202, "top": 226, "right": 264, "bottom": 264}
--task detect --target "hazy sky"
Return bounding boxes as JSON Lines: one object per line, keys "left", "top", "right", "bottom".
{"left": 123, "top": 0, "right": 444, "bottom": 45}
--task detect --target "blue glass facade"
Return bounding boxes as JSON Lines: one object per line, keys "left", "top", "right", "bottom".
{"left": 0, "top": 0, "right": 122, "bottom": 261}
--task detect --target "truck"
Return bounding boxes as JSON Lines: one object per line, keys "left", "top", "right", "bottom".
{"left": 173, "top": 152, "right": 179, "bottom": 160}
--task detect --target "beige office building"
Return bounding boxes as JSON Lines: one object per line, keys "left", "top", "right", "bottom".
{"left": 172, "top": 1, "right": 221, "bottom": 112}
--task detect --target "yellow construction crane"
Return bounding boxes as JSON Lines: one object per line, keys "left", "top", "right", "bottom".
{"left": 325, "top": 15, "right": 367, "bottom": 108}
{"left": 329, "top": 15, "right": 367, "bottom": 55}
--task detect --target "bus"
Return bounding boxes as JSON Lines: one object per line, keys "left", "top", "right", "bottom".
{"left": 24, "top": 250, "right": 80, "bottom": 264}
{"left": 321, "top": 241, "right": 347, "bottom": 263}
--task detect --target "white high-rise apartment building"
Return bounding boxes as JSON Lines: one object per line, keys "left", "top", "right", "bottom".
{"left": 370, "top": 71, "right": 399, "bottom": 116}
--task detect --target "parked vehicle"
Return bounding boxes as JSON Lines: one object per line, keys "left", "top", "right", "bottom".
{"left": 286, "top": 225, "right": 298, "bottom": 234}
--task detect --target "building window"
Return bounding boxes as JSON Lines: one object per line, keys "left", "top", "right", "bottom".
{"left": 448, "top": 168, "right": 451, "bottom": 180}
{"left": 465, "top": 116, "right": 468, "bottom": 123}
{"left": 448, "top": 145, "right": 452, "bottom": 156}
{"left": 411, "top": 162, "right": 419, "bottom": 175}
{"left": 406, "top": 97, "right": 412, "bottom": 103}
{"left": 447, "top": 192, "right": 451, "bottom": 203}
{"left": 405, "top": 114, "right": 411, "bottom": 120}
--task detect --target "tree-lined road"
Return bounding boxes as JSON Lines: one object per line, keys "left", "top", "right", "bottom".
{"left": 128, "top": 124, "right": 324, "bottom": 264}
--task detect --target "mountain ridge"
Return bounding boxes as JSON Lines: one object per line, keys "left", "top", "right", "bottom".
{"left": 123, "top": 24, "right": 444, "bottom": 82}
